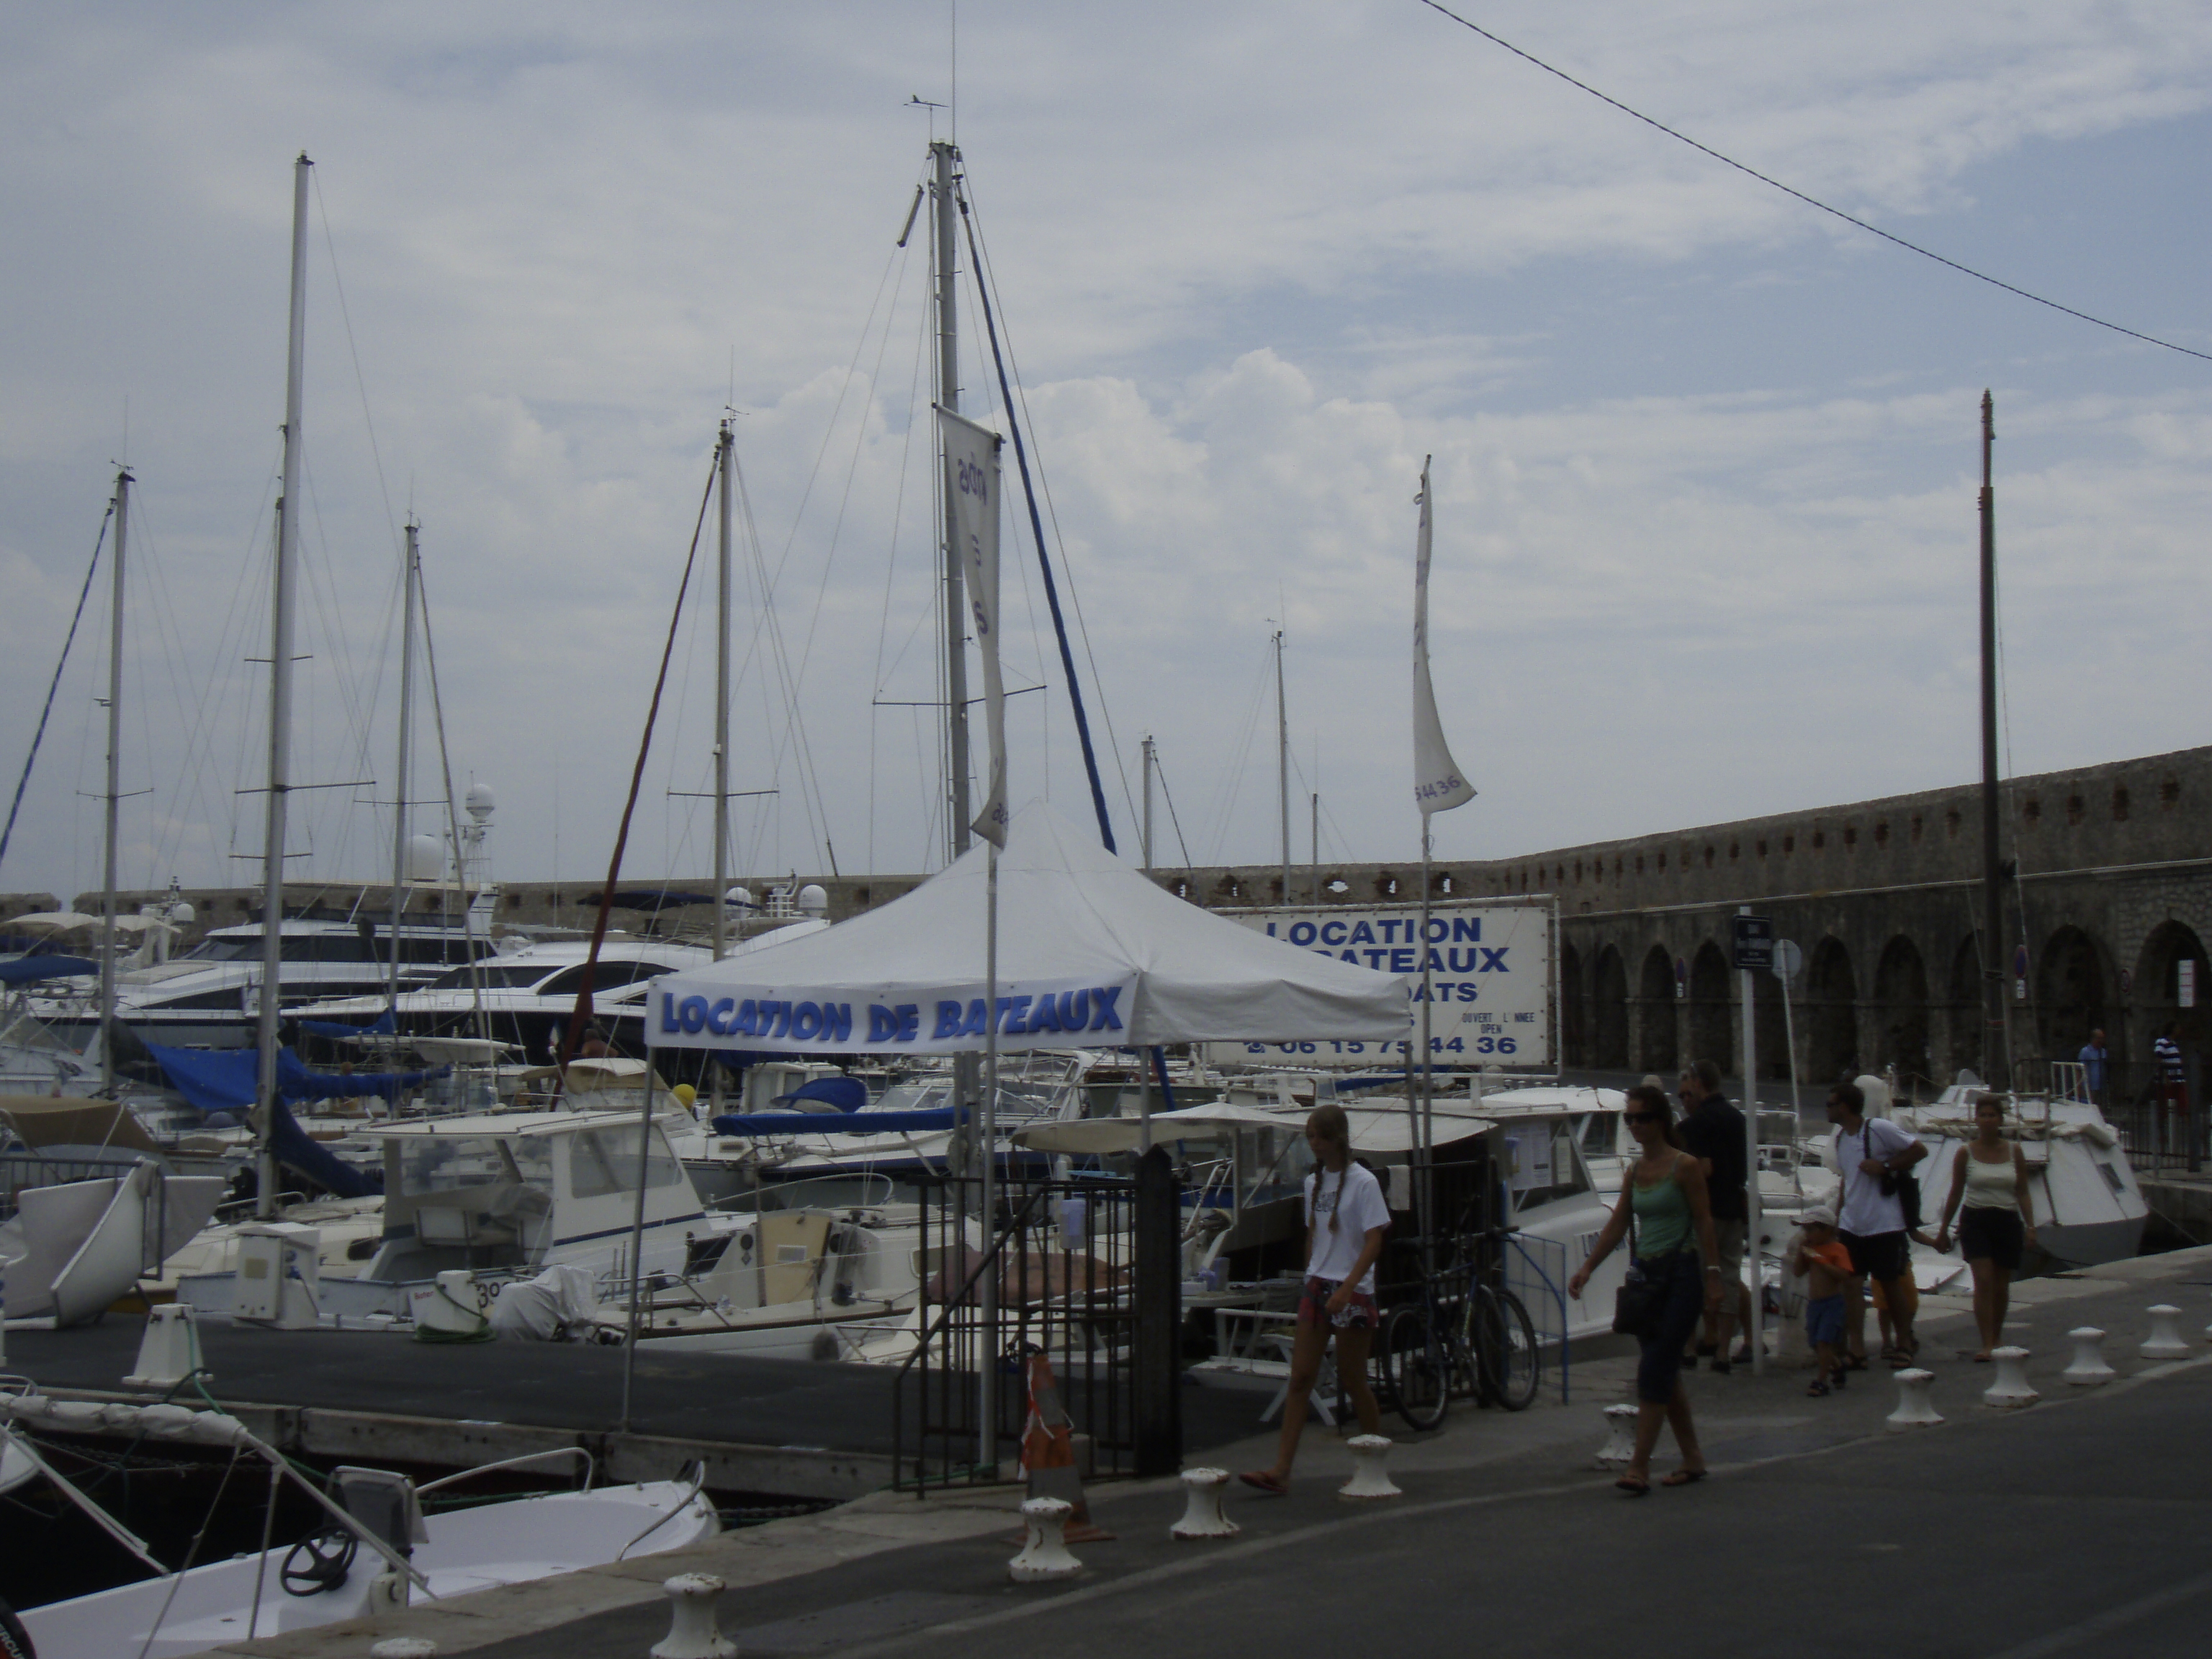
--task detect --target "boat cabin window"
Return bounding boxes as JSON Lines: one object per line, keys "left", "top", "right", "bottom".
{"left": 1502, "top": 1121, "right": 1591, "bottom": 1215}
{"left": 535, "top": 961, "right": 665, "bottom": 1001}
{"left": 426, "top": 961, "right": 557, "bottom": 991}
{"left": 284, "top": 935, "right": 377, "bottom": 963}
{"left": 399, "top": 1135, "right": 553, "bottom": 1197}
{"left": 1578, "top": 1113, "right": 1618, "bottom": 1159}
{"left": 567, "top": 1126, "right": 680, "bottom": 1197}
{"left": 181, "top": 938, "right": 258, "bottom": 963}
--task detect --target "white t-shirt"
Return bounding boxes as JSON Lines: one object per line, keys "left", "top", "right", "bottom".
{"left": 1303, "top": 1161, "right": 1391, "bottom": 1291}
{"left": 1835, "top": 1117, "right": 1918, "bottom": 1236}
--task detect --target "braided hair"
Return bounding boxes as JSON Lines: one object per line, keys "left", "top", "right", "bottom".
{"left": 1305, "top": 1103, "right": 1354, "bottom": 1233}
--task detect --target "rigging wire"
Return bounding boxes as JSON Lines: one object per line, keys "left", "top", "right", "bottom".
{"left": 1151, "top": 742, "right": 1195, "bottom": 869}
{"left": 0, "top": 501, "right": 111, "bottom": 876}
{"left": 1414, "top": 0, "right": 2212, "bottom": 364}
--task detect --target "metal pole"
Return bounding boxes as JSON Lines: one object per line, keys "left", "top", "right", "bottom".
{"left": 1310, "top": 791, "right": 1320, "bottom": 908}
{"left": 99, "top": 468, "right": 130, "bottom": 1096}
{"left": 712, "top": 422, "right": 733, "bottom": 965}
{"left": 1738, "top": 905, "right": 1763, "bottom": 1375}
{"left": 255, "top": 153, "right": 311, "bottom": 1220}
{"left": 1781, "top": 963, "right": 1802, "bottom": 1121}
{"left": 620, "top": 1043, "right": 654, "bottom": 1431}
{"left": 1141, "top": 735, "right": 1154, "bottom": 874}
{"left": 977, "top": 843, "right": 999, "bottom": 1470}
{"left": 1978, "top": 391, "right": 2009, "bottom": 1087}
{"left": 1274, "top": 629, "right": 1290, "bottom": 904}
{"left": 388, "top": 522, "right": 418, "bottom": 1019}
{"left": 1416, "top": 828, "right": 1434, "bottom": 1256}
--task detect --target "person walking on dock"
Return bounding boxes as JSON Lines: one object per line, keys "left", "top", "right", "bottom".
{"left": 1241, "top": 1103, "right": 1388, "bottom": 1496}
{"left": 1568, "top": 1084, "right": 1722, "bottom": 1495}
{"left": 2077, "top": 1029, "right": 2109, "bottom": 1105}
{"left": 1827, "top": 1079, "right": 1926, "bottom": 1369}
{"left": 1677, "top": 1060, "right": 1750, "bottom": 1371}
{"left": 1932, "top": 1092, "right": 2036, "bottom": 1361}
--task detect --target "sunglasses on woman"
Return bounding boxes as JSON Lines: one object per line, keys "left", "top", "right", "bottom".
{"left": 1624, "top": 1111, "right": 1665, "bottom": 1125}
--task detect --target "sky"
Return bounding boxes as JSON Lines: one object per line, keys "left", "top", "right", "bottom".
{"left": 3, "top": 1, "right": 2208, "bottom": 907}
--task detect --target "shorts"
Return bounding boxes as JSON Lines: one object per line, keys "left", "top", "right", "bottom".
{"left": 1958, "top": 1207, "right": 2025, "bottom": 1272}
{"left": 1706, "top": 1215, "right": 1747, "bottom": 1280}
{"left": 1298, "top": 1276, "right": 1378, "bottom": 1331}
{"left": 1631, "top": 1252, "right": 1707, "bottom": 1405}
{"left": 1804, "top": 1293, "right": 1845, "bottom": 1349}
{"left": 1838, "top": 1228, "right": 1909, "bottom": 1285}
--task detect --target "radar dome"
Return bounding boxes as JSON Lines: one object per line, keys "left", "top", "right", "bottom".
{"left": 797, "top": 884, "right": 829, "bottom": 914}
{"left": 724, "top": 886, "right": 753, "bottom": 909}
{"left": 464, "top": 783, "right": 497, "bottom": 822}
{"left": 406, "top": 833, "right": 445, "bottom": 882}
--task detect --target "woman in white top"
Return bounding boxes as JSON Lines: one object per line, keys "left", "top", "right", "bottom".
{"left": 1241, "top": 1103, "right": 1390, "bottom": 1495}
{"left": 1933, "top": 1092, "right": 2038, "bottom": 1362}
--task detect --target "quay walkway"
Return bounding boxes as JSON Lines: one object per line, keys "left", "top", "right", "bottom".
{"left": 197, "top": 1241, "right": 2212, "bottom": 1659}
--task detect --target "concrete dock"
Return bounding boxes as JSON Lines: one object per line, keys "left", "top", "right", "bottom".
{"left": 110, "top": 1241, "right": 2212, "bottom": 1659}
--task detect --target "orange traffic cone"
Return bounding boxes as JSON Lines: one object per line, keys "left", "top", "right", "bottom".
{"left": 1020, "top": 1349, "right": 1112, "bottom": 1542}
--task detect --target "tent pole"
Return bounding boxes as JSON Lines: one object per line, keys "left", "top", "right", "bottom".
{"left": 621, "top": 1042, "right": 653, "bottom": 1432}
{"left": 1416, "top": 827, "right": 1434, "bottom": 1263}
{"left": 977, "top": 841, "right": 999, "bottom": 1470}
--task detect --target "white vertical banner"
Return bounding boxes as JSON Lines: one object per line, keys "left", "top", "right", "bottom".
{"left": 941, "top": 406, "right": 1008, "bottom": 848}
{"left": 1413, "top": 455, "right": 1474, "bottom": 818}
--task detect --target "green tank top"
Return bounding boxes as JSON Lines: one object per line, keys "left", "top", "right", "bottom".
{"left": 1631, "top": 1164, "right": 1693, "bottom": 1259}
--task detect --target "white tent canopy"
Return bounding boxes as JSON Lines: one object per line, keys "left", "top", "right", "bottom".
{"left": 644, "top": 801, "right": 1412, "bottom": 1056}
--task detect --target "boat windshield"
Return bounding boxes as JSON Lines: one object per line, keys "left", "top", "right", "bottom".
{"left": 398, "top": 1135, "right": 553, "bottom": 1196}
{"left": 180, "top": 938, "right": 258, "bottom": 963}
{"left": 1503, "top": 1119, "right": 1591, "bottom": 1215}
{"left": 0, "top": 1008, "right": 76, "bottom": 1055}
{"left": 567, "top": 1126, "right": 680, "bottom": 1197}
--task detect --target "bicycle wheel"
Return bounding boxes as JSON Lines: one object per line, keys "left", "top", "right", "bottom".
{"left": 1473, "top": 1285, "right": 1542, "bottom": 1411}
{"left": 1382, "top": 1303, "right": 1449, "bottom": 1432}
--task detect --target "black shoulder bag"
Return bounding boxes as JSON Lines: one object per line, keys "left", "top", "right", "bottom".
{"left": 1869, "top": 1125, "right": 1923, "bottom": 1230}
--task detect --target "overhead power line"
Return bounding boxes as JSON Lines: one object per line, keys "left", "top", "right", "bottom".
{"left": 1415, "top": 0, "right": 2212, "bottom": 363}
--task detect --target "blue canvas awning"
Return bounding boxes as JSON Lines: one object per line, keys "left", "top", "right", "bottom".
{"left": 710, "top": 1107, "right": 966, "bottom": 1136}
{"left": 297, "top": 1010, "right": 398, "bottom": 1040}
{"left": 146, "top": 1042, "right": 448, "bottom": 1115}
{"left": 0, "top": 954, "right": 96, "bottom": 985}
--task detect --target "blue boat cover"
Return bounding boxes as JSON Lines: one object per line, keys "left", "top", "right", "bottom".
{"left": 710, "top": 1106, "right": 967, "bottom": 1136}
{"left": 0, "top": 954, "right": 96, "bottom": 985}
{"left": 267, "top": 1095, "right": 382, "bottom": 1199}
{"left": 768, "top": 1076, "right": 867, "bottom": 1112}
{"left": 146, "top": 1042, "right": 448, "bottom": 1115}
{"left": 297, "top": 1010, "right": 398, "bottom": 1039}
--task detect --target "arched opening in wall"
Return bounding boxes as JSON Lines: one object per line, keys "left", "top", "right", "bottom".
{"left": 1637, "top": 945, "right": 1678, "bottom": 1076}
{"left": 1805, "top": 937, "right": 1858, "bottom": 1087}
{"left": 1872, "top": 935, "right": 1932, "bottom": 1091}
{"left": 1558, "top": 943, "right": 1586, "bottom": 1069}
{"left": 1688, "top": 942, "right": 1732, "bottom": 1074}
{"left": 2035, "top": 926, "right": 2110, "bottom": 1069}
{"left": 2132, "top": 920, "right": 2211, "bottom": 1094}
{"left": 1948, "top": 932, "right": 1991, "bottom": 1082}
{"left": 1593, "top": 945, "right": 1629, "bottom": 1071}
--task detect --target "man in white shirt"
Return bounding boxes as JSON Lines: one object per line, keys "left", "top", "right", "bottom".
{"left": 1826, "top": 1079, "right": 1926, "bottom": 1367}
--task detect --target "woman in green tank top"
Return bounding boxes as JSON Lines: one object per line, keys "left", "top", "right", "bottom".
{"left": 1568, "top": 1082, "right": 1722, "bottom": 1495}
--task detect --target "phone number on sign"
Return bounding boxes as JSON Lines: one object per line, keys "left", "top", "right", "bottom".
{"left": 1233, "top": 1035, "right": 1519, "bottom": 1058}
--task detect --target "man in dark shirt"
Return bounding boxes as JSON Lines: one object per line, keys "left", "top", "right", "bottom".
{"left": 1678, "top": 1058, "right": 1750, "bottom": 1371}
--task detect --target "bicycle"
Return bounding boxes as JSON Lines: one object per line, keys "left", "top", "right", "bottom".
{"left": 1379, "top": 1227, "right": 1542, "bottom": 1430}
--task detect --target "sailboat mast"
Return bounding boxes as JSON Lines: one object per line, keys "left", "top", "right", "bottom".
{"left": 1275, "top": 629, "right": 1290, "bottom": 902}
{"left": 389, "top": 521, "right": 418, "bottom": 1017}
{"left": 99, "top": 467, "right": 130, "bottom": 1096}
{"left": 934, "top": 140, "right": 971, "bottom": 863}
{"left": 1141, "top": 735, "right": 1154, "bottom": 874}
{"left": 256, "top": 152, "right": 312, "bottom": 1219}
{"left": 1978, "top": 390, "right": 2008, "bottom": 1085}
{"left": 713, "top": 419, "right": 733, "bottom": 963}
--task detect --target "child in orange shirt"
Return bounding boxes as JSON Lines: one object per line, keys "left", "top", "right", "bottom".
{"left": 1792, "top": 1206, "right": 1853, "bottom": 1397}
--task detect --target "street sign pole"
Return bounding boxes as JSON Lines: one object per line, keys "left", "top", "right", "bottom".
{"left": 1732, "top": 911, "right": 1771, "bottom": 1377}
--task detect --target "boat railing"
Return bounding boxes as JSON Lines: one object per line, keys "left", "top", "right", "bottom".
{"left": 1498, "top": 1231, "right": 1572, "bottom": 1404}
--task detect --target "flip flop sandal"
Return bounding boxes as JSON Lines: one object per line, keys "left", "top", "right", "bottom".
{"left": 1661, "top": 1469, "right": 1708, "bottom": 1486}
{"left": 1238, "top": 1471, "right": 1288, "bottom": 1496}
{"left": 1614, "top": 1475, "right": 1650, "bottom": 1497}
{"left": 1807, "top": 1380, "right": 1833, "bottom": 1397}
{"left": 1838, "top": 1354, "right": 1870, "bottom": 1373}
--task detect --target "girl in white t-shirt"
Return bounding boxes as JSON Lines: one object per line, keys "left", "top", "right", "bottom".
{"left": 1241, "top": 1103, "right": 1390, "bottom": 1495}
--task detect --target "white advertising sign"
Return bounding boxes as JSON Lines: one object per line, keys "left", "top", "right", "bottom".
{"left": 1206, "top": 900, "right": 1554, "bottom": 1070}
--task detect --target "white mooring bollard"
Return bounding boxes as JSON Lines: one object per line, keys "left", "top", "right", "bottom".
{"left": 1594, "top": 1403, "right": 1639, "bottom": 1470}
{"left": 1886, "top": 1368, "right": 1943, "bottom": 1431}
{"left": 649, "top": 1573, "right": 734, "bottom": 1659}
{"left": 123, "top": 1303, "right": 207, "bottom": 1390}
{"left": 1170, "top": 1467, "right": 1238, "bottom": 1539}
{"left": 369, "top": 1641, "right": 438, "bottom": 1659}
{"left": 1982, "top": 1346, "right": 2038, "bottom": 1408}
{"left": 2062, "top": 1328, "right": 2116, "bottom": 1386}
{"left": 1010, "top": 1497, "right": 1082, "bottom": 1583}
{"left": 1338, "top": 1434, "right": 1402, "bottom": 1503}
{"left": 2141, "top": 1305, "right": 2191, "bottom": 1361}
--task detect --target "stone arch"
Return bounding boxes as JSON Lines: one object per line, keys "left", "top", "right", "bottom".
{"left": 2035, "top": 925, "right": 2110, "bottom": 1068}
{"left": 1688, "top": 941, "right": 1732, "bottom": 1072}
{"left": 1871, "top": 935, "right": 1932, "bottom": 1089}
{"left": 1592, "top": 945, "right": 1629, "bottom": 1071}
{"left": 1805, "top": 936, "right": 1858, "bottom": 1086}
{"left": 2133, "top": 920, "right": 2211, "bottom": 1083}
{"left": 1558, "top": 941, "right": 1586, "bottom": 1069}
{"left": 1637, "top": 945, "right": 1678, "bottom": 1076}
